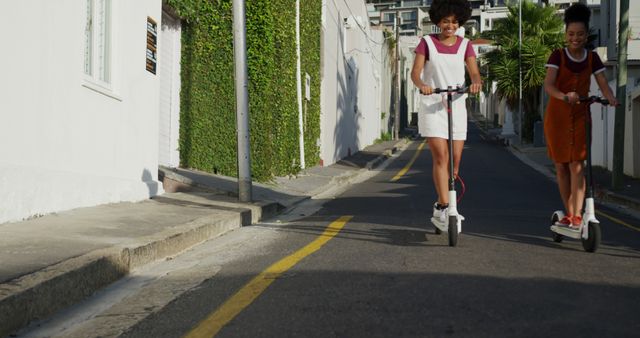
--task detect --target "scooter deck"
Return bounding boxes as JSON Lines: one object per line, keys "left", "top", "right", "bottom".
{"left": 550, "top": 225, "right": 581, "bottom": 239}
{"left": 431, "top": 216, "right": 463, "bottom": 233}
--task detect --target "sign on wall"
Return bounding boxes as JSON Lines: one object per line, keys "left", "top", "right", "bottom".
{"left": 146, "top": 16, "right": 158, "bottom": 74}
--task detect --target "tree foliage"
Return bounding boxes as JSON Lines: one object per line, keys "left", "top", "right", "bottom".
{"left": 482, "top": 1, "right": 564, "bottom": 142}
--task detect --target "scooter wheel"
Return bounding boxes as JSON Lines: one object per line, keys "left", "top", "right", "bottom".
{"left": 552, "top": 233, "right": 564, "bottom": 243}
{"left": 581, "top": 221, "right": 601, "bottom": 253}
{"left": 448, "top": 215, "right": 458, "bottom": 247}
{"left": 550, "top": 213, "right": 564, "bottom": 243}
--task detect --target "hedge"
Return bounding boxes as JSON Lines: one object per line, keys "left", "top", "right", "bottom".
{"left": 166, "top": 0, "right": 321, "bottom": 181}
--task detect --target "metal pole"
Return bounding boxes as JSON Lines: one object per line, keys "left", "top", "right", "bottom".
{"left": 232, "top": 0, "right": 252, "bottom": 202}
{"left": 518, "top": 0, "right": 523, "bottom": 144}
{"left": 486, "top": 64, "right": 489, "bottom": 130}
{"left": 612, "top": 0, "right": 629, "bottom": 190}
{"left": 394, "top": 11, "right": 401, "bottom": 140}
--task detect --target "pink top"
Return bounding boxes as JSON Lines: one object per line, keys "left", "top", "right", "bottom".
{"left": 414, "top": 35, "right": 476, "bottom": 60}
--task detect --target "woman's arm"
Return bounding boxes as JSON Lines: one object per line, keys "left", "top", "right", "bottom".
{"left": 465, "top": 56, "right": 482, "bottom": 94}
{"left": 544, "top": 67, "right": 579, "bottom": 104}
{"left": 411, "top": 53, "right": 432, "bottom": 94}
{"left": 594, "top": 72, "right": 618, "bottom": 106}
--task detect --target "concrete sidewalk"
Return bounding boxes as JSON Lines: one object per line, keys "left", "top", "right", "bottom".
{"left": 0, "top": 139, "right": 406, "bottom": 337}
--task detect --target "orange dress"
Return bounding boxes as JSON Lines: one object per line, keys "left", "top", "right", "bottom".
{"left": 544, "top": 50, "right": 593, "bottom": 163}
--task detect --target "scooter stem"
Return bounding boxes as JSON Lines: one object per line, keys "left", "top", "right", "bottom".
{"left": 447, "top": 86, "right": 455, "bottom": 192}
{"left": 585, "top": 102, "right": 594, "bottom": 199}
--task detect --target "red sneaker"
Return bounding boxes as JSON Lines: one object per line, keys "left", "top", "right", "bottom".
{"left": 570, "top": 215, "right": 583, "bottom": 229}
{"left": 555, "top": 215, "right": 572, "bottom": 227}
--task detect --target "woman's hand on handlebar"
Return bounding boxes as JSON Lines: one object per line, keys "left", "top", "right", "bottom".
{"left": 564, "top": 91, "right": 580, "bottom": 104}
{"left": 419, "top": 84, "right": 433, "bottom": 95}
{"left": 469, "top": 82, "right": 482, "bottom": 94}
{"left": 605, "top": 95, "right": 618, "bottom": 107}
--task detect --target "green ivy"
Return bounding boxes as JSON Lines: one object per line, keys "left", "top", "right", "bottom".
{"left": 166, "top": 0, "right": 321, "bottom": 181}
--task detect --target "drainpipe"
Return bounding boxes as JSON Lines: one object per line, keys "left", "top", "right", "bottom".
{"left": 296, "top": 0, "right": 306, "bottom": 169}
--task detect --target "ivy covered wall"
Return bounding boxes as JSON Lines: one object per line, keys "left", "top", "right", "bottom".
{"left": 166, "top": 0, "right": 321, "bottom": 181}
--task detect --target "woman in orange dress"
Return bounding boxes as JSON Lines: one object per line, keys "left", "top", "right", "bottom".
{"left": 543, "top": 3, "right": 617, "bottom": 228}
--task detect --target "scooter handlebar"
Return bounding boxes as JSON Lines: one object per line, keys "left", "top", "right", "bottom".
{"left": 579, "top": 96, "right": 609, "bottom": 105}
{"left": 420, "top": 86, "right": 467, "bottom": 95}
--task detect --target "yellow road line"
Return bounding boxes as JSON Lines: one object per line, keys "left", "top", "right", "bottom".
{"left": 184, "top": 215, "right": 354, "bottom": 338}
{"left": 391, "top": 140, "right": 427, "bottom": 182}
{"left": 596, "top": 210, "right": 640, "bottom": 232}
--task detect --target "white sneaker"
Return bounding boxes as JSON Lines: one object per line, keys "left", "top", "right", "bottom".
{"left": 432, "top": 203, "right": 447, "bottom": 223}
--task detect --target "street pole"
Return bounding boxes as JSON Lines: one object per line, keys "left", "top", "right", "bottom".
{"left": 232, "top": 0, "right": 252, "bottom": 202}
{"left": 518, "top": 0, "right": 523, "bottom": 144}
{"left": 295, "top": 0, "right": 306, "bottom": 169}
{"left": 394, "top": 11, "right": 401, "bottom": 140}
{"left": 612, "top": 0, "right": 629, "bottom": 190}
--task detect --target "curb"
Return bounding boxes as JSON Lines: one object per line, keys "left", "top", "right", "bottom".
{"left": 365, "top": 144, "right": 399, "bottom": 170}
{"left": 159, "top": 167, "right": 237, "bottom": 197}
{"left": 602, "top": 191, "right": 640, "bottom": 212}
{"left": 0, "top": 200, "right": 279, "bottom": 337}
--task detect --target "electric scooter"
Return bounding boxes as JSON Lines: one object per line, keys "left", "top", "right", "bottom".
{"left": 427, "top": 86, "right": 467, "bottom": 247}
{"left": 550, "top": 95, "right": 609, "bottom": 253}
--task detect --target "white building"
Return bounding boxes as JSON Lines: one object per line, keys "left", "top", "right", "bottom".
{"left": 320, "top": 0, "right": 387, "bottom": 165}
{"left": 585, "top": 0, "right": 640, "bottom": 177}
{"left": 0, "top": 0, "right": 182, "bottom": 224}
{"left": 479, "top": 1, "right": 509, "bottom": 32}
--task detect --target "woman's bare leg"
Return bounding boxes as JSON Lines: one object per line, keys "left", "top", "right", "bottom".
{"left": 428, "top": 138, "right": 449, "bottom": 205}
{"left": 554, "top": 162, "right": 571, "bottom": 215}
{"left": 568, "top": 161, "right": 586, "bottom": 217}
{"left": 452, "top": 140, "right": 465, "bottom": 178}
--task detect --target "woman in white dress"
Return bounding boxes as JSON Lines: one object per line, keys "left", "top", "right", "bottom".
{"left": 410, "top": 0, "right": 482, "bottom": 222}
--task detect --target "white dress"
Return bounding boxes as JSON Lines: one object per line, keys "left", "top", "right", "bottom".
{"left": 417, "top": 36, "right": 469, "bottom": 140}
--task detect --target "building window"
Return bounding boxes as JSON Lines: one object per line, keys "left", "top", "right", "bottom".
{"left": 401, "top": 11, "right": 417, "bottom": 21}
{"left": 402, "top": 0, "right": 422, "bottom": 7}
{"left": 383, "top": 12, "right": 396, "bottom": 23}
{"left": 84, "top": 0, "right": 111, "bottom": 86}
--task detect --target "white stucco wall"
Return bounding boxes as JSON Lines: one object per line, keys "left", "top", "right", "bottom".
{"left": 0, "top": 0, "right": 163, "bottom": 224}
{"left": 320, "top": 0, "right": 384, "bottom": 166}
{"left": 589, "top": 74, "right": 640, "bottom": 178}
{"left": 401, "top": 36, "right": 425, "bottom": 126}
{"left": 370, "top": 27, "right": 394, "bottom": 136}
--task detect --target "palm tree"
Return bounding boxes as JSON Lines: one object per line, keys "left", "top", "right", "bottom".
{"left": 481, "top": 1, "right": 564, "bottom": 142}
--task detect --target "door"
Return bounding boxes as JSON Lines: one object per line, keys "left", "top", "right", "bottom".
{"left": 158, "top": 9, "right": 181, "bottom": 168}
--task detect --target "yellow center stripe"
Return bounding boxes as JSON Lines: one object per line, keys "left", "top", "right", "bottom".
{"left": 596, "top": 210, "right": 640, "bottom": 232}
{"left": 391, "top": 140, "right": 426, "bottom": 182}
{"left": 184, "top": 215, "right": 354, "bottom": 338}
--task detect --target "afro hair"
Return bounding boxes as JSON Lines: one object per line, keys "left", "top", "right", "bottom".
{"left": 564, "top": 3, "right": 591, "bottom": 29}
{"left": 428, "top": 0, "right": 472, "bottom": 26}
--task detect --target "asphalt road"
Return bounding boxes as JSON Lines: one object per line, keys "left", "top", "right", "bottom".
{"left": 23, "top": 124, "right": 640, "bottom": 338}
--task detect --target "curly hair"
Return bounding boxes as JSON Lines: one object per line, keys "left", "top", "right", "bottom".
{"left": 564, "top": 3, "right": 590, "bottom": 29}
{"left": 428, "top": 0, "right": 472, "bottom": 26}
